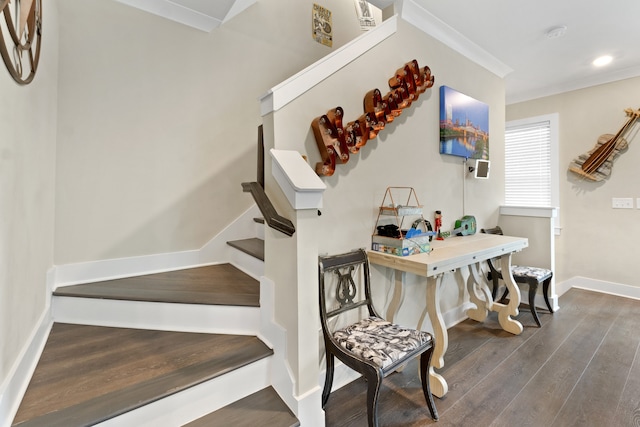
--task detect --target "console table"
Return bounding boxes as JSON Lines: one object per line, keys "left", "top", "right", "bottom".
{"left": 367, "top": 233, "right": 528, "bottom": 398}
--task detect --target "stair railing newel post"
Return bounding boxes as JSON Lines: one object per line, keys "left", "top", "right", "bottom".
{"left": 253, "top": 117, "right": 328, "bottom": 424}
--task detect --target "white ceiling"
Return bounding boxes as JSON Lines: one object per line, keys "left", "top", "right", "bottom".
{"left": 393, "top": 0, "right": 640, "bottom": 104}
{"left": 115, "top": 0, "right": 257, "bottom": 32}
{"left": 117, "top": 0, "right": 640, "bottom": 104}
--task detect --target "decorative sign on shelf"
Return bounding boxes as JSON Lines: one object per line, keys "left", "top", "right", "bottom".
{"left": 311, "top": 59, "right": 435, "bottom": 176}
{"left": 312, "top": 3, "right": 332, "bottom": 47}
{"left": 568, "top": 107, "right": 639, "bottom": 181}
{"left": 354, "top": 0, "right": 376, "bottom": 31}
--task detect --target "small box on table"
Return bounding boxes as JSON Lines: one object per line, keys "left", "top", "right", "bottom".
{"left": 371, "top": 234, "right": 430, "bottom": 257}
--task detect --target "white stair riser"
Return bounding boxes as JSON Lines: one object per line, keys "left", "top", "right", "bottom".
{"left": 52, "top": 296, "right": 261, "bottom": 335}
{"left": 256, "top": 221, "right": 265, "bottom": 241}
{"left": 230, "top": 251, "right": 264, "bottom": 279}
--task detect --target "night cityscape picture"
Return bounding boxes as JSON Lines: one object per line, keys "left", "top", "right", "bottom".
{"left": 439, "top": 85, "right": 489, "bottom": 160}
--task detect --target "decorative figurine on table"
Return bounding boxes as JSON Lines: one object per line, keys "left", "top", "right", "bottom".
{"left": 435, "top": 210, "right": 444, "bottom": 240}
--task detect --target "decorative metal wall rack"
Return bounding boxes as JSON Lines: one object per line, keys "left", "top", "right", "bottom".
{"left": 371, "top": 187, "right": 432, "bottom": 257}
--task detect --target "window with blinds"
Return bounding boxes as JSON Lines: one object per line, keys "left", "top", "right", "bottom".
{"left": 505, "top": 115, "right": 557, "bottom": 207}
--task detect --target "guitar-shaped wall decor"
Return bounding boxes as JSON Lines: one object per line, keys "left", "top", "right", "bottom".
{"left": 568, "top": 107, "right": 640, "bottom": 181}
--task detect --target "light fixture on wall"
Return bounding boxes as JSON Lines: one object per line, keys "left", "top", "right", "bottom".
{"left": 0, "top": 0, "right": 42, "bottom": 85}
{"left": 461, "top": 158, "right": 490, "bottom": 216}
{"left": 466, "top": 158, "right": 490, "bottom": 179}
{"left": 471, "top": 159, "right": 490, "bottom": 179}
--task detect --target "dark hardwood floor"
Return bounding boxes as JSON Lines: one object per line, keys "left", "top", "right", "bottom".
{"left": 325, "top": 288, "right": 640, "bottom": 427}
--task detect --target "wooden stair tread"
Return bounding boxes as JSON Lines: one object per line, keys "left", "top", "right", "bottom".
{"left": 12, "top": 323, "right": 273, "bottom": 427}
{"left": 53, "top": 263, "right": 259, "bottom": 307}
{"left": 227, "top": 238, "right": 264, "bottom": 261}
{"left": 184, "top": 386, "right": 299, "bottom": 427}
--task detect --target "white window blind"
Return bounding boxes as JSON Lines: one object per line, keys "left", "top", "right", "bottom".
{"left": 505, "top": 120, "right": 551, "bottom": 207}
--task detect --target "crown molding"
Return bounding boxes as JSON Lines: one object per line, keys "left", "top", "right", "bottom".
{"left": 259, "top": 15, "right": 398, "bottom": 115}
{"left": 398, "top": 0, "right": 512, "bottom": 78}
{"left": 115, "top": 0, "right": 256, "bottom": 32}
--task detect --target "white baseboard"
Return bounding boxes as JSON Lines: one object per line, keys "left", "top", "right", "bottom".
{"left": 293, "top": 385, "right": 325, "bottom": 427}
{"left": 443, "top": 301, "right": 474, "bottom": 328}
{"left": 199, "top": 204, "right": 262, "bottom": 272}
{"left": 0, "top": 312, "right": 52, "bottom": 427}
{"left": 54, "top": 204, "right": 262, "bottom": 289}
{"left": 258, "top": 276, "right": 296, "bottom": 412}
{"left": 53, "top": 250, "right": 205, "bottom": 288}
{"left": 560, "top": 276, "right": 640, "bottom": 300}
{"left": 258, "top": 276, "right": 326, "bottom": 427}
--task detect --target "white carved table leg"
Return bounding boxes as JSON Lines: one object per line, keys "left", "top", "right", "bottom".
{"left": 416, "top": 274, "right": 448, "bottom": 398}
{"left": 466, "top": 262, "right": 492, "bottom": 322}
{"left": 386, "top": 270, "right": 410, "bottom": 373}
{"left": 386, "top": 270, "right": 405, "bottom": 323}
{"left": 498, "top": 254, "right": 523, "bottom": 335}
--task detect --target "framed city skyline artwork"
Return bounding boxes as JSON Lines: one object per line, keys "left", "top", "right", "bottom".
{"left": 439, "top": 85, "right": 489, "bottom": 160}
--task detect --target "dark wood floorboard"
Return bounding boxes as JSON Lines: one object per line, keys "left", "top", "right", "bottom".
{"left": 613, "top": 322, "right": 640, "bottom": 427}
{"left": 324, "top": 289, "right": 640, "bottom": 427}
{"left": 184, "top": 386, "right": 299, "bottom": 427}
{"left": 549, "top": 296, "right": 640, "bottom": 427}
{"left": 12, "top": 323, "right": 272, "bottom": 427}
{"left": 53, "top": 264, "right": 260, "bottom": 307}
{"left": 227, "top": 238, "right": 265, "bottom": 261}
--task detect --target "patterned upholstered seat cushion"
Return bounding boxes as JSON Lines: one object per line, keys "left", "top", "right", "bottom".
{"left": 511, "top": 265, "right": 552, "bottom": 280}
{"left": 332, "top": 317, "right": 432, "bottom": 369}
{"left": 490, "top": 264, "right": 552, "bottom": 281}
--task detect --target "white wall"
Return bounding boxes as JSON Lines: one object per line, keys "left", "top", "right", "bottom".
{"left": 263, "top": 15, "right": 506, "bottom": 408}
{"left": 507, "top": 76, "right": 640, "bottom": 288}
{"left": 0, "top": 0, "right": 379, "bottom": 414}
{"left": 0, "top": 0, "right": 58, "bottom": 389}
{"left": 54, "top": 0, "right": 378, "bottom": 264}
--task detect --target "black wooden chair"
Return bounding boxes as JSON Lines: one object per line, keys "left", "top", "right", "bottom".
{"left": 481, "top": 226, "right": 554, "bottom": 327}
{"left": 318, "top": 249, "right": 438, "bottom": 426}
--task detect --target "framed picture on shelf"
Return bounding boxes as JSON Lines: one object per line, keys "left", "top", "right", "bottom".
{"left": 353, "top": 0, "right": 376, "bottom": 31}
{"left": 439, "top": 86, "right": 489, "bottom": 160}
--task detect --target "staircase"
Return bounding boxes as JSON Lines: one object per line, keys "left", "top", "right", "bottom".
{"left": 11, "top": 223, "right": 299, "bottom": 426}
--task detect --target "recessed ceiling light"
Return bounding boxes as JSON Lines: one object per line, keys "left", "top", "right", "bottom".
{"left": 593, "top": 55, "right": 613, "bottom": 67}
{"left": 545, "top": 26, "right": 567, "bottom": 39}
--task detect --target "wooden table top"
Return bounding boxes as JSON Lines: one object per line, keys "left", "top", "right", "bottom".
{"left": 367, "top": 233, "right": 528, "bottom": 277}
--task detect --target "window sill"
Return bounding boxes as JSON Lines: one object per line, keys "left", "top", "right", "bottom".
{"left": 499, "top": 206, "right": 561, "bottom": 236}
{"left": 500, "top": 206, "right": 558, "bottom": 218}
